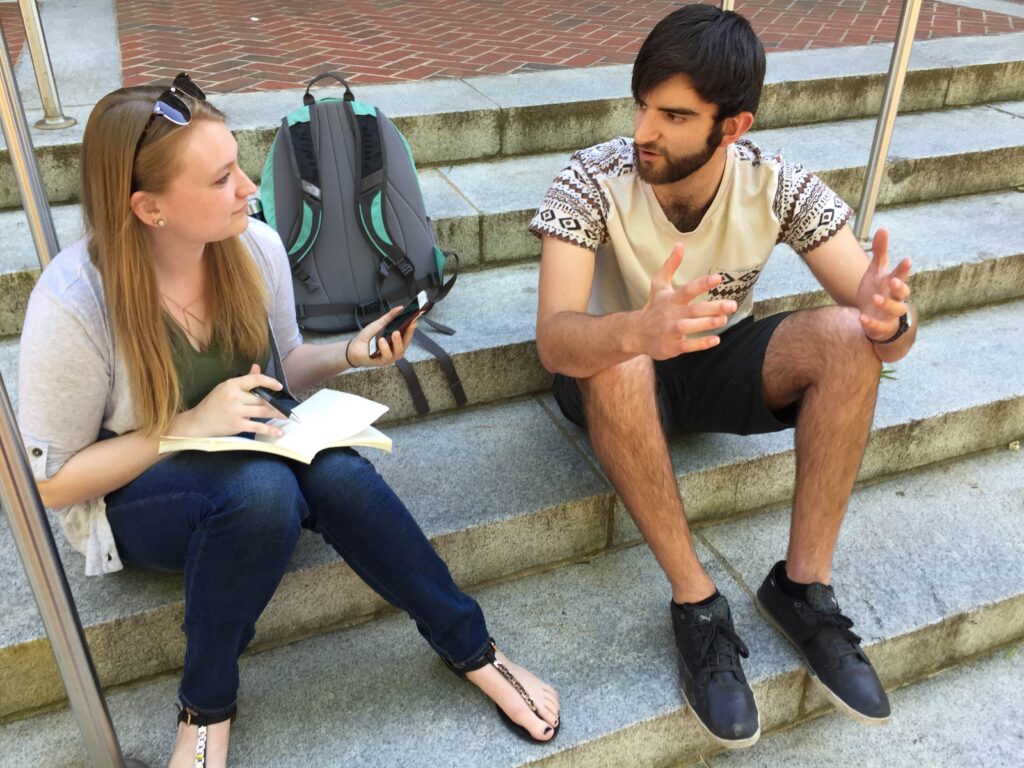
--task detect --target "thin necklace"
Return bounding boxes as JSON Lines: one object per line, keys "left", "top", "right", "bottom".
{"left": 161, "top": 291, "right": 208, "bottom": 350}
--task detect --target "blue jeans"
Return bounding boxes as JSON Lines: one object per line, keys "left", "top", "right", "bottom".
{"left": 105, "top": 448, "right": 489, "bottom": 718}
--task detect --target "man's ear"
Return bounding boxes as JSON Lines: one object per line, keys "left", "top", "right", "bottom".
{"left": 129, "top": 190, "right": 162, "bottom": 227}
{"left": 719, "top": 111, "right": 754, "bottom": 146}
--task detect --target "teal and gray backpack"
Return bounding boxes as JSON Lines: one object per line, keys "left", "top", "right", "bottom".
{"left": 258, "top": 72, "right": 464, "bottom": 414}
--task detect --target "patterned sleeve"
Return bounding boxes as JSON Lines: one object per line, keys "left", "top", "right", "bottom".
{"left": 528, "top": 151, "right": 610, "bottom": 252}
{"left": 774, "top": 160, "right": 852, "bottom": 257}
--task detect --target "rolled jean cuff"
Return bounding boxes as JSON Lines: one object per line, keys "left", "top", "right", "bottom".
{"left": 177, "top": 693, "right": 238, "bottom": 724}
{"left": 445, "top": 634, "right": 495, "bottom": 672}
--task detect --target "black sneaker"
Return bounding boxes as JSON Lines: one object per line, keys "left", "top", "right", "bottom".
{"left": 756, "top": 561, "right": 890, "bottom": 725}
{"left": 670, "top": 594, "right": 760, "bottom": 748}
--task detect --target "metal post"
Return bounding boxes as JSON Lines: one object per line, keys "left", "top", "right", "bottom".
{"left": 0, "top": 21, "right": 58, "bottom": 269}
{"left": 721, "top": 0, "right": 735, "bottom": 10}
{"left": 853, "top": 0, "right": 923, "bottom": 244}
{"left": 0, "top": 375, "right": 147, "bottom": 767}
{"left": 17, "top": 0, "right": 75, "bottom": 129}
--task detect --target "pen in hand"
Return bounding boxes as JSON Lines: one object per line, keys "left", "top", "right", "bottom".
{"left": 251, "top": 387, "right": 302, "bottom": 423}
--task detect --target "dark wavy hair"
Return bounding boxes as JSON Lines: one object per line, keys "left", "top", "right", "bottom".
{"left": 631, "top": 4, "right": 766, "bottom": 119}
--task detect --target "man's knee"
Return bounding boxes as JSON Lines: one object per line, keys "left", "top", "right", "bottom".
{"left": 767, "top": 307, "right": 881, "bottom": 406}
{"left": 819, "top": 307, "right": 882, "bottom": 386}
{"left": 578, "top": 355, "right": 657, "bottom": 414}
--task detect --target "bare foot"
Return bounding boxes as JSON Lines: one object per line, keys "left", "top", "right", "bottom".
{"left": 167, "top": 719, "right": 230, "bottom": 768}
{"left": 464, "top": 650, "right": 560, "bottom": 741}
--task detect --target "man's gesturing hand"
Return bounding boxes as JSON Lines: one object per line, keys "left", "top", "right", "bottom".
{"left": 857, "top": 228, "right": 912, "bottom": 341}
{"left": 639, "top": 243, "right": 738, "bottom": 360}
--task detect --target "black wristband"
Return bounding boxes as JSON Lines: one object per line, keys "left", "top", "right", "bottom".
{"left": 872, "top": 307, "right": 911, "bottom": 344}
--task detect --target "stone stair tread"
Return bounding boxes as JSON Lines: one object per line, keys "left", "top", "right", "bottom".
{"left": 753, "top": 99, "right": 1024, "bottom": 173}
{"left": 11, "top": 100, "right": 1018, "bottom": 309}
{"left": 437, "top": 99, "right": 1024, "bottom": 219}
{"left": 0, "top": 203, "right": 86, "bottom": 275}
{"left": 3, "top": 32, "right": 1023, "bottom": 155}
{"left": 5, "top": 189, "right": 1021, "bottom": 422}
{"left": 2, "top": 297, "right": 1023, "bottom": 719}
{"left": 3, "top": 42, "right": 1024, "bottom": 214}
{"left": 6, "top": 109, "right": 1024, "bottom": 278}
{"left": 0, "top": 446, "right": 1021, "bottom": 766}
{"left": 703, "top": 641, "right": 1024, "bottom": 768}
{"left": 289, "top": 180, "right": 1024, "bottom": 357}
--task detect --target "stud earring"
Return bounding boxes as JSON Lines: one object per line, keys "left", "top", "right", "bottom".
{"left": 156, "top": 218, "right": 166, "bottom": 227}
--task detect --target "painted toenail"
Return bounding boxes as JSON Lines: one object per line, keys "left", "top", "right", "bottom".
{"left": 544, "top": 726, "right": 553, "bottom": 734}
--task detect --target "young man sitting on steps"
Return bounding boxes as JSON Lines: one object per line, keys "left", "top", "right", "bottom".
{"left": 531, "top": 5, "right": 916, "bottom": 748}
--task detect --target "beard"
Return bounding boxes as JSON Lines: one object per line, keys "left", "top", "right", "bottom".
{"left": 635, "top": 119, "right": 724, "bottom": 185}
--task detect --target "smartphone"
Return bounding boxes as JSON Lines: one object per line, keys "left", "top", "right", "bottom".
{"left": 368, "top": 291, "right": 433, "bottom": 358}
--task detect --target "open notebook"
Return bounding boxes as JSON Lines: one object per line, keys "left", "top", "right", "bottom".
{"left": 159, "top": 389, "right": 391, "bottom": 464}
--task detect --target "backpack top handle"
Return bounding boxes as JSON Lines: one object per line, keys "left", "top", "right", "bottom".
{"left": 303, "top": 71, "right": 355, "bottom": 106}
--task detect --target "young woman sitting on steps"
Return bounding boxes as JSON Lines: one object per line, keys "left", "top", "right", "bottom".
{"left": 17, "top": 75, "right": 560, "bottom": 767}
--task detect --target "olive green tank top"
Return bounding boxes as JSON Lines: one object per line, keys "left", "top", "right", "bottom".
{"left": 166, "top": 319, "right": 271, "bottom": 409}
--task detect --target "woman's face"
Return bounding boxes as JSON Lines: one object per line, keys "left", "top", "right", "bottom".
{"left": 150, "top": 119, "right": 258, "bottom": 245}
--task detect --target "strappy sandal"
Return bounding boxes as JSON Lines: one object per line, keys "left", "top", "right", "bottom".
{"left": 447, "top": 638, "right": 560, "bottom": 743}
{"left": 176, "top": 704, "right": 236, "bottom": 768}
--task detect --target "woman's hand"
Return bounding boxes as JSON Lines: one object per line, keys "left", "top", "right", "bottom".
{"left": 169, "top": 364, "right": 287, "bottom": 438}
{"left": 345, "top": 306, "right": 418, "bottom": 368}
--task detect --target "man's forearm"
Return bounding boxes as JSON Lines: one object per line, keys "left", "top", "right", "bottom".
{"left": 537, "top": 309, "right": 642, "bottom": 379}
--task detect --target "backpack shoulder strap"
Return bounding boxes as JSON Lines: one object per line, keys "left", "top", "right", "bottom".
{"left": 279, "top": 109, "right": 324, "bottom": 267}
{"left": 343, "top": 100, "right": 417, "bottom": 289}
{"left": 412, "top": 328, "right": 467, "bottom": 409}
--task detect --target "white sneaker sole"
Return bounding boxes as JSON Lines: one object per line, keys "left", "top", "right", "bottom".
{"left": 755, "top": 597, "right": 891, "bottom": 727}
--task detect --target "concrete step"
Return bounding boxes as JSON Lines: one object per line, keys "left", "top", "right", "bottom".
{"left": 2, "top": 32, "right": 1023, "bottom": 209}
{"left": 7, "top": 188, "right": 1022, "bottom": 419}
{"left": 2, "top": 297, "right": 1023, "bottom": 720}
{"left": 428, "top": 99, "right": 1024, "bottom": 272}
{"left": 1, "top": 445, "right": 1021, "bottom": 766}
{"left": 702, "top": 641, "right": 1024, "bottom": 768}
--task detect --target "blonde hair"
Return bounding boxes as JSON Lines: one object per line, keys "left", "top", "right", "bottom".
{"left": 80, "top": 86, "right": 269, "bottom": 434}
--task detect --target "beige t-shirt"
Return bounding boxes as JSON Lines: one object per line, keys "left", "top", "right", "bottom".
{"left": 529, "top": 137, "right": 851, "bottom": 332}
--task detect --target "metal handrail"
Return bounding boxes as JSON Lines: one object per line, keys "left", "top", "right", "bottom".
{"left": 1, "top": 25, "right": 145, "bottom": 768}
{"left": 854, "top": 0, "right": 923, "bottom": 244}
{"left": 0, "top": 374, "right": 146, "bottom": 766}
{"left": 721, "top": 0, "right": 735, "bottom": 10}
{"left": 16, "top": 0, "right": 75, "bottom": 129}
{"left": 0, "top": 22, "right": 58, "bottom": 269}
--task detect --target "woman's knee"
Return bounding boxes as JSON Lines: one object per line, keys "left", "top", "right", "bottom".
{"left": 207, "top": 457, "right": 305, "bottom": 544}
{"left": 302, "top": 448, "right": 383, "bottom": 498}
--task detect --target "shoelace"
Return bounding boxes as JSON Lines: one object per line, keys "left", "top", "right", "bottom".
{"left": 800, "top": 610, "right": 867, "bottom": 665}
{"left": 694, "top": 618, "right": 750, "bottom": 684}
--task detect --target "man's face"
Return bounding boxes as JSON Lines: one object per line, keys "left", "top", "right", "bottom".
{"left": 633, "top": 74, "right": 724, "bottom": 185}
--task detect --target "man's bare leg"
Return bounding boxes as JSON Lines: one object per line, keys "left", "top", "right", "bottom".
{"left": 757, "top": 306, "right": 891, "bottom": 724}
{"left": 580, "top": 354, "right": 761, "bottom": 747}
{"left": 761, "top": 306, "right": 881, "bottom": 584}
{"left": 578, "top": 354, "right": 716, "bottom": 604}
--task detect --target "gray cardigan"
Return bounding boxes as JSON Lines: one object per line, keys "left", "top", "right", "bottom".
{"left": 17, "top": 220, "right": 303, "bottom": 576}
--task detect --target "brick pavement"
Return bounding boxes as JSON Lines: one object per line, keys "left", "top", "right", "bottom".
{"left": 78, "top": 0, "right": 1024, "bottom": 93}
{"left": 0, "top": 4, "right": 27, "bottom": 66}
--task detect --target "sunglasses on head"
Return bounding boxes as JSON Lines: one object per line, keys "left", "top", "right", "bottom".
{"left": 134, "top": 73, "right": 207, "bottom": 154}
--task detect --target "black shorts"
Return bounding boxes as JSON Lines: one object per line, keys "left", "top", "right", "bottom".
{"left": 552, "top": 312, "right": 799, "bottom": 437}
